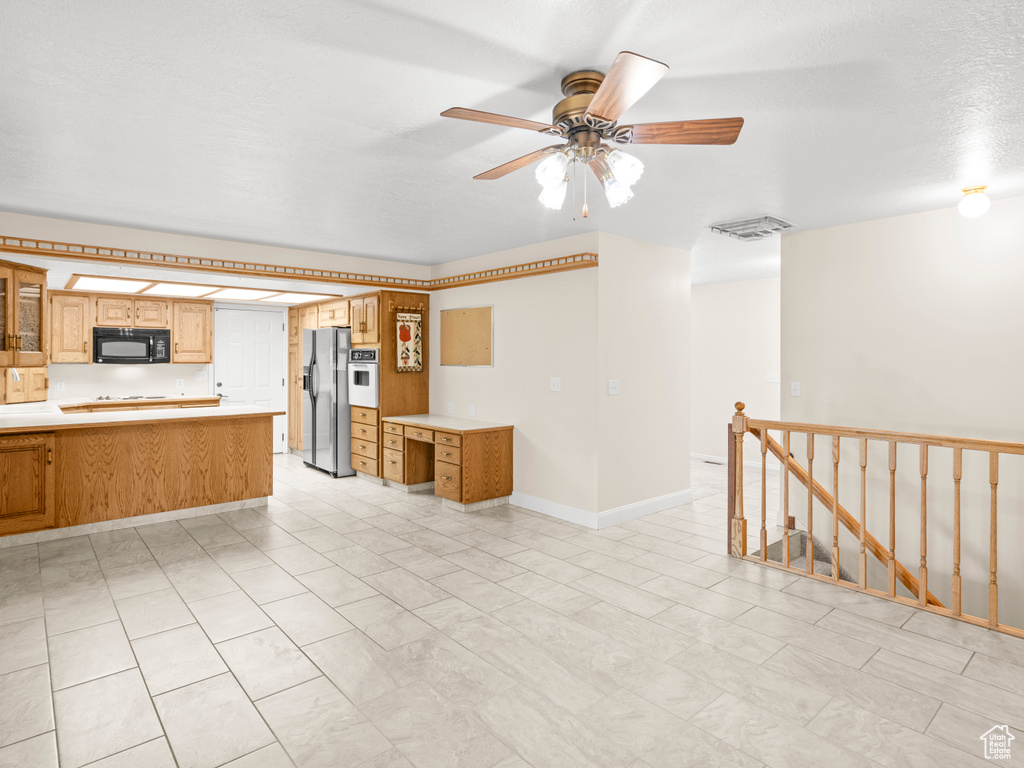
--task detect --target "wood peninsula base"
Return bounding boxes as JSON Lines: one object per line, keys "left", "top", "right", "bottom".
{"left": 379, "top": 414, "right": 513, "bottom": 510}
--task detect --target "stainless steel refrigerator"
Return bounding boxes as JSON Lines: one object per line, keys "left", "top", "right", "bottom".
{"left": 301, "top": 327, "right": 355, "bottom": 477}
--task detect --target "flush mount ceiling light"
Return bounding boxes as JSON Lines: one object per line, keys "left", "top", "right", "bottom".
{"left": 67, "top": 276, "right": 154, "bottom": 293}
{"left": 65, "top": 274, "right": 341, "bottom": 305}
{"left": 958, "top": 185, "right": 991, "bottom": 218}
{"left": 441, "top": 51, "right": 744, "bottom": 217}
{"left": 142, "top": 282, "right": 215, "bottom": 297}
{"left": 204, "top": 288, "right": 280, "bottom": 301}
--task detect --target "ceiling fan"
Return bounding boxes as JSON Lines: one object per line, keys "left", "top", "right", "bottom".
{"left": 441, "top": 51, "right": 744, "bottom": 213}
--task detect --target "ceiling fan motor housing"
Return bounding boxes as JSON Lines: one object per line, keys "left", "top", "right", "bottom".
{"left": 553, "top": 70, "right": 606, "bottom": 133}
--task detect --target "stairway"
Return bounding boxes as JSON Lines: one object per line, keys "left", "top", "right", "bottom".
{"left": 760, "top": 530, "right": 856, "bottom": 582}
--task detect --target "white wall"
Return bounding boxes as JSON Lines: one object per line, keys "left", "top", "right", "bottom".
{"left": 596, "top": 232, "right": 691, "bottom": 513}
{"left": 781, "top": 195, "right": 1024, "bottom": 626}
{"left": 429, "top": 234, "right": 600, "bottom": 517}
{"left": 691, "top": 278, "right": 780, "bottom": 459}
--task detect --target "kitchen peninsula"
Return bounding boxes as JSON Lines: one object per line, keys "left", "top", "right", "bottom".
{"left": 0, "top": 402, "right": 281, "bottom": 538}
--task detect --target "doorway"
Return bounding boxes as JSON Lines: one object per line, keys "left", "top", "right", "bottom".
{"left": 213, "top": 306, "right": 287, "bottom": 453}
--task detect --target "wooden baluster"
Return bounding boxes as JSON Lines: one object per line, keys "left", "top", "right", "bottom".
{"left": 806, "top": 433, "right": 815, "bottom": 575}
{"left": 730, "top": 403, "right": 747, "bottom": 558}
{"left": 760, "top": 429, "right": 768, "bottom": 561}
{"left": 989, "top": 452, "right": 999, "bottom": 627}
{"left": 783, "top": 430, "right": 791, "bottom": 569}
{"left": 888, "top": 441, "right": 897, "bottom": 597}
{"left": 952, "top": 447, "right": 962, "bottom": 616}
{"left": 919, "top": 444, "right": 928, "bottom": 608}
{"left": 859, "top": 438, "right": 868, "bottom": 590}
{"left": 831, "top": 436, "right": 840, "bottom": 582}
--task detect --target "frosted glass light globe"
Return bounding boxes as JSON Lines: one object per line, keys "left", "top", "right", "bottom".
{"left": 607, "top": 150, "right": 644, "bottom": 187}
{"left": 538, "top": 178, "right": 567, "bottom": 210}
{"left": 958, "top": 187, "right": 990, "bottom": 218}
{"left": 535, "top": 152, "right": 569, "bottom": 189}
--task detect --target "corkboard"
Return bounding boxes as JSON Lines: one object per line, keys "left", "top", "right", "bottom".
{"left": 440, "top": 306, "right": 492, "bottom": 366}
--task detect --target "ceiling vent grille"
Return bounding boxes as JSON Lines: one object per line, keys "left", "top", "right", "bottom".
{"left": 710, "top": 215, "right": 795, "bottom": 241}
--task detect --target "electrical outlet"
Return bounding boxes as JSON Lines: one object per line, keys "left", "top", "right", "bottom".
{"left": 550, "top": 377, "right": 561, "bottom": 392}
{"left": 175, "top": 378, "right": 185, "bottom": 389}
{"left": 447, "top": 402, "right": 453, "bottom": 414}
{"left": 765, "top": 373, "right": 781, "bottom": 383}
{"left": 468, "top": 404, "right": 476, "bottom": 418}
{"left": 790, "top": 381, "right": 801, "bottom": 397}
{"left": 608, "top": 379, "right": 619, "bottom": 396}
{"left": 56, "top": 381, "right": 65, "bottom": 392}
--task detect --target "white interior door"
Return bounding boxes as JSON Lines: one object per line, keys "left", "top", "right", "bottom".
{"left": 213, "top": 306, "right": 286, "bottom": 453}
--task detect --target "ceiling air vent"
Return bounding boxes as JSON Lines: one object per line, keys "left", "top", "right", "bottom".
{"left": 709, "top": 215, "right": 794, "bottom": 241}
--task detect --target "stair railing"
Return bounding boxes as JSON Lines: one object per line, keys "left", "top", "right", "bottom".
{"left": 726, "top": 402, "right": 1024, "bottom": 639}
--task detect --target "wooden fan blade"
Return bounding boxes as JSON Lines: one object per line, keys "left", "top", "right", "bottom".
{"left": 441, "top": 107, "right": 553, "bottom": 133}
{"left": 586, "top": 51, "right": 669, "bottom": 124}
{"left": 590, "top": 156, "right": 610, "bottom": 188}
{"left": 473, "top": 145, "right": 563, "bottom": 180}
{"left": 627, "top": 118, "right": 744, "bottom": 145}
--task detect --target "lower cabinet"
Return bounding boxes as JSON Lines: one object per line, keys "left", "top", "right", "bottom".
{"left": 350, "top": 406, "right": 380, "bottom": 476}
{"left": 0, "top": 432, "right": 55, "bottom": 535}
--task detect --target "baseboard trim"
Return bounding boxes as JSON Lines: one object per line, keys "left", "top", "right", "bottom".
{"left": 0, "top": 497, "right": 270, "bottom": 548}
{"left": 510, "top": 489, "right": 692, "bottom": 530}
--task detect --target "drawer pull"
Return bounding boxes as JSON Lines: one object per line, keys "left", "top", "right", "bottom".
{"left": 440, "top": 474, "right": 452, "bottom": 481}
{"left": 441, "top": 451, "right": 452, "bottom": 457}
{"left": 388, "top": 461, "right": 397, "bottom": 465}
{"left": 359, "top": 461, "right": 367, "bottom": 466}
{"left": 439, "top": 436, "right": 452, "bottom": 443}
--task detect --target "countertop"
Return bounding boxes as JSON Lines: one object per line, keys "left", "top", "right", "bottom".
{"left": 0, "top": 401, "right": 283, "bottom": 435}
{"left": 383, "top": 413, "right": 513, "bottom": 433}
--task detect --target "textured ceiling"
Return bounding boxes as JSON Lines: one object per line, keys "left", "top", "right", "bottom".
{"left": 1, "top": 0, "right": 1022, "bottom": 274}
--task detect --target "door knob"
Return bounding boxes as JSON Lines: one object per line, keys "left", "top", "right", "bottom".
{"left": 217, "top": 382, "right": 222, "bottom": 387}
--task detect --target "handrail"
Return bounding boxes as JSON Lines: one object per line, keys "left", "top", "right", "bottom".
{"left": 727, "top": 402, "right": 1024, "bottom": 640}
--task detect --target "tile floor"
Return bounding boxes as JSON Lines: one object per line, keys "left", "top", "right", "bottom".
{"left": 0, "top": 455, "right": 1021, "bottom": 767}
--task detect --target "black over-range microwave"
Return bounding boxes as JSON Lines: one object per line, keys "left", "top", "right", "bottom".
{"left": 93, "top": 327, "right": 171, "bottom": 364}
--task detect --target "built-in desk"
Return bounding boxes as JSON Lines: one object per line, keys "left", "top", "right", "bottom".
{"left": 380, "top": 414, "right": 513, "bottom": 511}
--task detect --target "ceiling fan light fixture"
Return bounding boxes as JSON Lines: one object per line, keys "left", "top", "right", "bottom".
{"left": 606, "top": 149, "right": 644, "bottom": 187}
{"left": 535, "top": 151, "right": 569, "bottom": 189}
{"left": 958, "top": 185, "right": 990, "bottom": 218}
{"left": 603, "top": 175, "right": 634, "bottom": 208}
{"left": 538, "top": 178, "right": 568, "bottom": 210}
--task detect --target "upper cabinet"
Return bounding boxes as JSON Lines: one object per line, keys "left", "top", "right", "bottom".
{"left": 318, "top": 299, "right": 349, "bottom": 329}
{"left": 351, "top": 294, "right": 379, "bottom": 345}
{"left": 95, "top": 296, "right": 170, "bottom": 328}
{"left": 299, "top": 304, "right": 318, "bottom": 332}
{"left": 0, "top": 262, "right": 48, "bottom": 368}
{"left": 50, "top": 293, "right": 92, "bottom": 363}
{"left": 171, "top": 302, "right": 213, "bottom": 363}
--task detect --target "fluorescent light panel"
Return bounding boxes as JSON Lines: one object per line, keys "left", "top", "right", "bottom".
{"left": 259, "top": 293, "right": 332, "bottom": 303}
{"left": 205, "top": 288, "right": 280, "bottom": 300}
{"left": 71, "top": 276, "right": 153, "bottom": 293}
{"left": 142, "top": 283, "right": 215, "bottom": 297}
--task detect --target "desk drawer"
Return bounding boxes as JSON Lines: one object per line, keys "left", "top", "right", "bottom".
{"left": 351, "top": 406, "right": 378, "bottom": 426}
{"left": 382, "top": 422, "right": 403, "bottom": 436}
{"left": 434, "top": 432, "right": 462, "bottom": 448}
{"left": 405, "top": 427, "right": 434, "bottom": 442}
{"left": 351, "top": 438, "right": 377, "bottom": 460}
{"left": 382, "top": 434, "right": 405, "bottom": 452}
{"left": 435, "top": 445, "right": 461, "bottom": 465}
{"left": 352, "top": 455, "right": 378, "bottom": 476}
{"left": 351, "top": 422, "right": 378, "bottom": 443}
{"left": 382, "top": 448, "right": 404, "bottom": 482}
{"left": 434, "top": 462, "right": 462, "bottom": 502}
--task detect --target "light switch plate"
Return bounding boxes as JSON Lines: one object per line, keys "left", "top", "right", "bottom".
{"left": 550, "top": 377, "right": 561, "bottom": 392}
{"left": 608, "top": 379, "right": 619, "bottom": 396}
{"left": 790, "top": 381, "right": 801, "bottom": 397}
{"left": 56, "top": 381, "right": 65, "bottom": 392}
{"left": 447, "top": 402, "right": 453, "bottom": 414}
{"left": 468, "top": 404, "right": 476, "bottom": 418}
{"left": 175, "top": 378, "right": 185, "bottom": 389}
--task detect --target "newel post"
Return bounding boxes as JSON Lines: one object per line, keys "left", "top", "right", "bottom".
{"left": 729, "top": 402, "right": 748, "bottom": 557}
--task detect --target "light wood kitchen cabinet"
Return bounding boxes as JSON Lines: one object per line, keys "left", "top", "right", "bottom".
{"left": 0, "top": 432, "right": 55, "bottom": 536}
{"left": 95, "top": 296, "right": 134, "bottom": 327}
{"left": 134, "top": 299, "right": 170, "bottom": 328}
{"left": 171, "top": 301, "right": 213, "bottom": 363}
{"left": 299, "top": 304, "right": 318, "bottom": 332}
{"left": 350, "top": 294, "right": 379, "bottom": 344}
{"left": 0, "top": 367, "right": 48, "bottom": 405}
{"left": 95, "top": 296, "right": 170, "bottom": 329}
{"left": 0, "top": 265, "right": 48, "bottom": 368}
{"left": 288, "top": 341, "right": 302, "bottom": 451}
{"left": 49, "top": 293, "right": 92, "bottom": 363}
{"left": 288, "top": 307, "right": 299, "bottom": 344}
{"left": 318, "top": 299, "right": 349, "bottom": 328}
